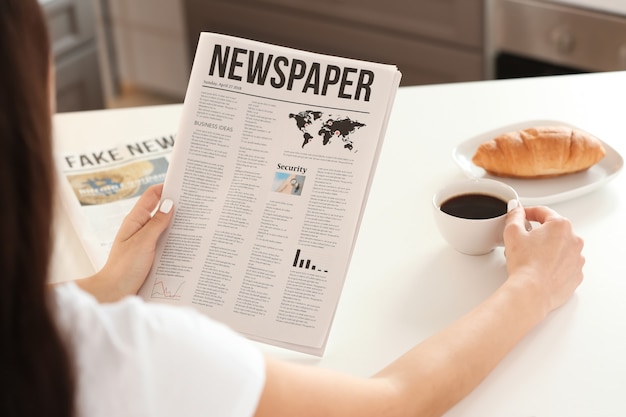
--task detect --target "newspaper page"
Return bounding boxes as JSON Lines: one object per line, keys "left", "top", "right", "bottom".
{"left": 138, "top": 32, "right": 401, "bottom": 355}
{"left": 56, "top": 134, "right": 175, "bottom": 269}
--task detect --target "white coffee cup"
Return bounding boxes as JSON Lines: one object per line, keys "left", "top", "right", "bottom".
{"left": 432, "top": 178, "right": 519, "bottom": 255}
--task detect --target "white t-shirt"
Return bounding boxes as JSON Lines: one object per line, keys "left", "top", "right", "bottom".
{"left": 53, "top": 282, "right": 266, "bottom": 417}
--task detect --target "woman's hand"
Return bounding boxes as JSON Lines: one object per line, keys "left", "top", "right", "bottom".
{"left": 503, "top": 202, "right": 585, "bottom": 316}
{"left": 76, "top": 184, "right": 174, "bottom": 302}
{"left": 255, "top": 205, "right": 587, "bottom": 417}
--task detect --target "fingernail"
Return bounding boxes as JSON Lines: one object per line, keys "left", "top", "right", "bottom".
{"left": 159, "top": 199, "right": 173, "bottom": 214}
{"left": 507, "top": 199, "right": 519, "bottom": 212}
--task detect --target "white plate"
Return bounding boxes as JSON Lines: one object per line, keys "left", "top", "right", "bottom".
{"left": 452, "top": 120, "right": 624, "bottom": 205}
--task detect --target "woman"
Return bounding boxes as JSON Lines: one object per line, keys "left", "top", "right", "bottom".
{"left": 1, "top": 1, "right": 74, "bottom": 416}
{"left": 0, "top": 1, "right": 585, "bottom": 416}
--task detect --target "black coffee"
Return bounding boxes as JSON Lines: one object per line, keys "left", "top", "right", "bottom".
{"left": 440, "top": 193, "right": 507, "bottom": 220}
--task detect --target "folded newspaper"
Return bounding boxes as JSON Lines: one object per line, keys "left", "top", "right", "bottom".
{"left": 63, "top": 32, "right": 401, "bottom": 355}
{"left": 56, "top": 126, "right": 176, "bottom": 270}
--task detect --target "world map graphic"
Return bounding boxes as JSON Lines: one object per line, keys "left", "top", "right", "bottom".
{"left": 288, "top": 110, "right": 366, "bottom": 151}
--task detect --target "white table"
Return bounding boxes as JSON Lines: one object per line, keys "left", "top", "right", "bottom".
{"left": 52, "top": 71, "right": 626, "bottom": 416}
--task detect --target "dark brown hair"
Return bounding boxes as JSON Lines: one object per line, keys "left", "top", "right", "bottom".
{"left": 0, "top": 0, "right": 75, "bottom": 416}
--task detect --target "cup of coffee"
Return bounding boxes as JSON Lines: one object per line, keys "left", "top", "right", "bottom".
{"left": 432, "top": 178, "right": 519, "bottom": 255}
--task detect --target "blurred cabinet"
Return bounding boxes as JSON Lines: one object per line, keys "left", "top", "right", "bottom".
{"left": 183, "top": 0, "right": 484, "bottom": 86}
{"left": 105, "top": 0, "right": 189, "bottom": 100}
{"left": 41, "top": 0, "right": 104, "bottom": 111}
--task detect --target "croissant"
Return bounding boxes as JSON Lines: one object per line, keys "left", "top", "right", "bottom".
{"left": 471, "top": 126, "right": 606, "bottom": 178}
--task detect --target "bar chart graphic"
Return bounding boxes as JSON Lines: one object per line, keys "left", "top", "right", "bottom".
{"left": 292, "top": 249, "right": 329, "bottom": 273}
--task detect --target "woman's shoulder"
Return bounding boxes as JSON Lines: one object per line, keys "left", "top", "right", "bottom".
{"left": 52, "top": 282, "right": 265, "bottom": 417}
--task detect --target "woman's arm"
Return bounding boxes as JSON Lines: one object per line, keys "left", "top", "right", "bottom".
{"left": 74, "top": 184, "right": 174, "bottom": 302}
{"left": 255, "top": 203, "right": 584, "bottom": 417}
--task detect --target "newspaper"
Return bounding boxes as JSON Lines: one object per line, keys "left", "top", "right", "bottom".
{"left": 136, "top": 32, "right": 401, "bottom": 355}
{"left": 56, "top": 134, "right": 175, "bottom": 269}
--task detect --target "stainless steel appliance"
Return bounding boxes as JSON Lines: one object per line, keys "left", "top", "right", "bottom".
{"left": 488, "top": 0, "right": 626, "bottom": 79}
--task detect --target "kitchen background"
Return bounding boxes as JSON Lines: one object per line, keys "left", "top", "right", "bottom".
{"left": 41, "top": 0, "right": 626, "bottom": 113}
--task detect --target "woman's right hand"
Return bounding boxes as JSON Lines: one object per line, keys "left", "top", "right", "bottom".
{"left": 75, "top": 184, "right": 174, "bottom": 302}
{"left": 503, "top": 203, "right": 585, "bottom": 315}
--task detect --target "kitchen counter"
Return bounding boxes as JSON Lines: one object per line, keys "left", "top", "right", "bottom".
{"left": 547, "top": 0, "right": 626, "bottom": 16}
{"left": 52, "top": 71, "right": 626, "bottom": 416}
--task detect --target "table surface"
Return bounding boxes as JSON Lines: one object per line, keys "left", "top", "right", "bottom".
{"left": 52, "top": 71, "right": 626, "bottom": 416}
